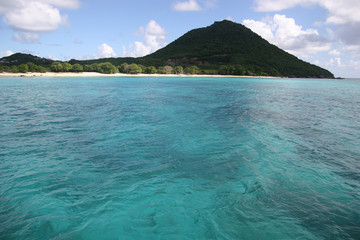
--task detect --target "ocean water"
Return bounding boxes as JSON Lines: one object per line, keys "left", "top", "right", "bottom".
{"left": 0, "top": 76, "right": 359, "bottom": 240}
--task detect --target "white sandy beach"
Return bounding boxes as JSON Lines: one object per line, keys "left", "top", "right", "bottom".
{"left": 0, "top": 72, "right": 277, "bottom": 78}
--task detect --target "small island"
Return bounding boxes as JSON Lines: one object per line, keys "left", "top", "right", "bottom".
{"left": 0, "top": 20, "right": 334, "bottom": 79}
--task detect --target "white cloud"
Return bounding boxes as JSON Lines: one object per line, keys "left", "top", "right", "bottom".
{"left": 329, "top": 49, "right": 341, "bottom": 56}
{"left": 12, "top": 32, "right": 40, "bottom": 43}
{"left": 0, "top": 0, "right": 79, "bottom": 43}
{"left": 0, "top": 0, "right": 79, "bottom": 32}
{"left": 254, "top": 0, "right": 311, "bottom": 12}
{"left": 344, "top": 45, "right": 360, "bottom": 59}
{"left": 243, "top": 14, "right": 331, "bottom": 57}
{"left": 126, "top": 20, "right": 168, "bottom": 57}
{"left": 253, "top": 0, "right": 360, "bottom": 58}
{"left": 349, "top": 60, "right": 360, "bottom": 70}
{"left": 0, "top": 0, "right": 80, "bottom": 12}
{"left": 335, "top": 58, "right": 342, "bottom": 67}
{"left": 173, "top": 0, "right": 202, "bottom": 11}
{"left": 172, "top": 0, "right": 217, "bottom": 11}
{"left": 0, "top": 50, "right": 14, "bottom": 57}
{"left": 320, "top": 0, "right": 360, "bottom": 24}
{"left": 6, "top": 50, "right": 14, "bottom": 56}
{"left": 132, "top": 42, "right": 151, "bottom": 57}
{"left": 226, "top": 16, "right": 234, "bottom": 21}
{"left": 326, "top": 57, "right": 343, "bottom": 67}
{"left": 41, "top": 0, "right": 81, "bottom": 9}
{"left": 96, "top": 43, "right": 116, "bottom": 58}
{"left": 242, "top": 19, "right": 274, "bottom": 40}
{"left": 254, "top": 0, "right": 360, "bottom": 25}
{"left": 3, "top": 2, "right": 64, "bottom": 32}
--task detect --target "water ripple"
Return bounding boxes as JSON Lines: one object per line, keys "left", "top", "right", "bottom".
{"left": 0, "top": 77, "right": 359, "bottom": 239}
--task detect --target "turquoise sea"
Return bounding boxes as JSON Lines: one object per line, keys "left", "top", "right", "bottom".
{"left": 0, "top": 77, "right": 359, "bottom": 239}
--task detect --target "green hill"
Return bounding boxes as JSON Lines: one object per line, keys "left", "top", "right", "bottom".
{"left": 0, "top": 53, "right": 53, "bottom": 67}
{"left": 144, "top": 20, "right": 333, "bottom": 78}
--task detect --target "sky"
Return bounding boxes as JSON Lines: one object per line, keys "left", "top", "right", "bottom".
{"left": 1, "top": 0, "right": 360, "bottom": 78}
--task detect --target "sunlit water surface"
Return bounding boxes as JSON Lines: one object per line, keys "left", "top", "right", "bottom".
{"left": 0, "top": 77, "right": 359, "bottom": 239}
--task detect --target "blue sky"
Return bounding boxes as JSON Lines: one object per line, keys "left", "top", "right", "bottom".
{"left": 1, "top": 0, "right": 360, "bottom": 77}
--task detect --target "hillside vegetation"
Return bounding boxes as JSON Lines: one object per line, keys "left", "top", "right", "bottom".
{"left": 145, "top": 20, "right": 333, "bottom": 78}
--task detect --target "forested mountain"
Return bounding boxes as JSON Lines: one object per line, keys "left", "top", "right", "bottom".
{"left": 0, "top": 53, "right": 52, "bottom": 73}
{"left": 0, "top": 20, "right": 334, "bottom": 78}
{"left": 0, "top": 53, "right": 53, "bottom": 66}
{"left": 144, "top": 20, "right": 333, "bottom": 78}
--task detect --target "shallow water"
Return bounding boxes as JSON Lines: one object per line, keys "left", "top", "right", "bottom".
{"left": 0, "top": 77, "right": 359, "bottom": 239}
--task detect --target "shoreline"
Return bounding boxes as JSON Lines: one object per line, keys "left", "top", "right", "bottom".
{"left": 0, "top": 72, "right": 277, "bottom": 78}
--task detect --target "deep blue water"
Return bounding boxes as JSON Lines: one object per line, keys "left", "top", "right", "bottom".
{"left": 0, "top": 77, "right": 359, "bottom": 240}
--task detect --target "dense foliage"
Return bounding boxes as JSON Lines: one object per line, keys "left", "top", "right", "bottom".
{"left": 0, "top": 53, "right": 51, "bottom": 73}
{"left": 0, "top": 21, "right": 334, "bottom": 78}
{"left": 0, "top": 63, "right": 48, "bottom": 73}
{"left": 0, "top": 57, "right": 195, "bottom": 75}
{"left": 145, "top": 20, "right": 334, "bottom": 78}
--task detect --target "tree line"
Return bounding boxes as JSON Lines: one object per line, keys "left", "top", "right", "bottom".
{"left": 0, "top": 61, "right": 203, "bottom": 75}
{"left": 0, "top": 62, "right": 48, "bottom": 73}
{"left": 0, "top": 60, "right": 276, "bottom": 76}
{"left": 52, "top": 62, "right": 203, "bottom": 74}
